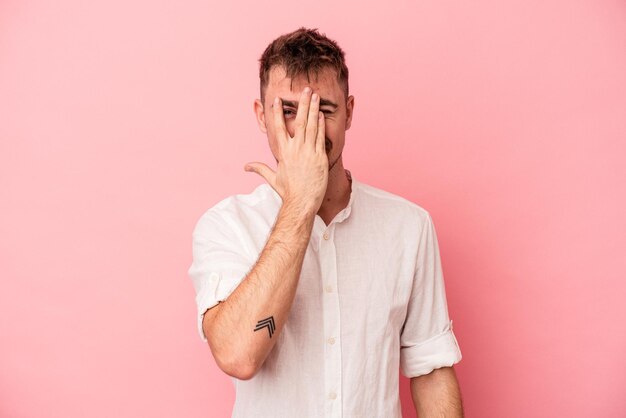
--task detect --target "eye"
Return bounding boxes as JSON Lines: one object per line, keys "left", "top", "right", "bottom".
{"left": 321, "top": 109, "right": 334, "bottom": 115}
{"left": 283, "top": 108, "right": 296, "bottom": 118}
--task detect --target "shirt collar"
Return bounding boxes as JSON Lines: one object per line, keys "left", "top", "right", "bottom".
{"left": 312, "top": 169, "right": 357, "bottom": 251}
{"left": 328, "top": 168, "right": 356, "bottom": 225}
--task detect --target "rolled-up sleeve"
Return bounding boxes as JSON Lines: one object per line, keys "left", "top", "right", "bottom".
{"left": 187, "top": 209, "right": 254, "bottom": 342}
{"left": 399, "top": 212, "right": 462, "bottom": 378}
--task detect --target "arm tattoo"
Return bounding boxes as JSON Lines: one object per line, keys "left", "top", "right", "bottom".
{"left": 254, "top": 316, "right": 276, "bottom": 338}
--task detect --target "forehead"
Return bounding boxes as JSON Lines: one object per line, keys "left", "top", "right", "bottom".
{"left": 266, "top": 65, "right": 343, "bottom": 102}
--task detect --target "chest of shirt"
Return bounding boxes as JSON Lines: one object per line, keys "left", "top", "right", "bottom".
{"left": 232, "top": 195, "right": 422, "bottom": 335}
{"left": 297, "top": 225, "right": 417, "bottom": 338}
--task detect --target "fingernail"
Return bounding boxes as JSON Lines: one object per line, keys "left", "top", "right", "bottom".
{"left": 312, "top": 93, "right": 318, "bottom": 102}
{"left": 274, "top": 97, "right": 280, "bottom": 105}
{"left": 304, "top": 87, "right": 311, "bottom": 95}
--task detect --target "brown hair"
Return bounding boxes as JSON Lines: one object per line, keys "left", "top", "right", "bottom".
{"left": 259, "top": 27, "right": 349, "bottom": 104}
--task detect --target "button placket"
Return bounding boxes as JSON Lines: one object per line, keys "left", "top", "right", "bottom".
{"left": 319, "top": 229, "right": 342, "bottom": 417}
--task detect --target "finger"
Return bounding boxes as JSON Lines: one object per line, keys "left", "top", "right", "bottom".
{"left": 272, "top": 97, "right": 288, "bottom": 144}
{"left": 306, "top": 92, "right": 320, "bottom": 148}
{"left": 294, "top": 87, "right": 312, "bottom": 141}
{"left": 316, "top": 111, "right": 326, "bottom": 154}
{"left": 244, "top": 162, "right": 277, "bottom": 189}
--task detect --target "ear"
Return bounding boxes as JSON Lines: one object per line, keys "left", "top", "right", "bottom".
{"left": 345, "top": 95, "right": 355, "bottom": 130}
{"left": 254, "top": 98, "right": 267, "bottom": 133}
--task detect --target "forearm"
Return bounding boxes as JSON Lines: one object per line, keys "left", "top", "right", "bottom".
{"left": 410, "top": 366, "right": 464, "bottom": 418}
{"left": 207, "top": 200, "right": 314, "bottom": 377}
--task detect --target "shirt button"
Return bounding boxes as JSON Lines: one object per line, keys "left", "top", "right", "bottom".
{"left": 325, "top": 285, "right": 333, "bottom": 293}
{"left": 327, "top": 337, "right": 335, "bottom": 345}
{"left": 329, "top": 392, "right": 337, "bottom": 400}
{"left": 323, "top": 232, "right": 329, "bottom": 240}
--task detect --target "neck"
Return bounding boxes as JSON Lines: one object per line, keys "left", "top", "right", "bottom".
{"left": 317, "top": 158, "right": 352, "bottom": 225}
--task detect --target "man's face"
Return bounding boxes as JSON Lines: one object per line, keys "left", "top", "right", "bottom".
{"left": 254, "top": 65, "right": 354, "bottom": 173}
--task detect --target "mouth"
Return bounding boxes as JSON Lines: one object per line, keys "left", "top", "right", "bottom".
{"left": 325, "top": 138, "right": 332, "bottom": 152}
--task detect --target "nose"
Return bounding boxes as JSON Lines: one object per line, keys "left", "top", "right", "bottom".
{"left": 285, "top": 120, "right": 296, "bottom": 138}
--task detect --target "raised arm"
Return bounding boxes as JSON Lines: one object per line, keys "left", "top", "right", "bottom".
{"left": 203, "top": 86, "right": 328, "bottom": 380}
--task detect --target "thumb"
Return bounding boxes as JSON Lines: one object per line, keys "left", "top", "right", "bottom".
{"left": 244, "top": 162, "right": 277, "bottom": 189}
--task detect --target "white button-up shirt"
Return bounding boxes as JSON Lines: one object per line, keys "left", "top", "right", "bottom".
{"left": 188, "top": 169, "right": 462, "bottom": 418}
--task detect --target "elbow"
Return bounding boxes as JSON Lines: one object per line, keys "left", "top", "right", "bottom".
{"left": 219, "top": 354, "right": 258, "bottom": 380}
{"left": 210, "top": 339, "right": 258, "bottom": 380}
{"left": 202, "top": 307, "right": 259, "bottom": 380}
{"left": 231, "top": 363, "right": 258, "bottom": 381}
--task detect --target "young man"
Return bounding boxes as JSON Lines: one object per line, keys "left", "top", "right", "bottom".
{"left": 188, "top": 27, "right": 464, "bottom": 417}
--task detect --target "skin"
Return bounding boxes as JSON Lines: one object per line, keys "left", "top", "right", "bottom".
{"left": 411, "top": 366, "right": 464, "bottom": 417}
{"left": 251, "top": 65, "right": 355, "bottom": 225}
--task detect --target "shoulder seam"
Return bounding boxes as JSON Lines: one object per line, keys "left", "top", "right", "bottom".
{"left": 357, "top": 183, "right": 430, "bottom": 217}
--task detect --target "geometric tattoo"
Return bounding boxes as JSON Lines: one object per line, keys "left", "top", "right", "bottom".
{"left": 254, "top": 316, "right": 276, "bottom": 338}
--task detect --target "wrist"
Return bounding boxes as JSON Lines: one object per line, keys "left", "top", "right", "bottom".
{"left": 282, "top": 198, "right": 318, "bottom": 219}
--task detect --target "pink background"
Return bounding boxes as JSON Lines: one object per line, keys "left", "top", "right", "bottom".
{"left": 1, "top": 1, "right": 625, "bottom": 417}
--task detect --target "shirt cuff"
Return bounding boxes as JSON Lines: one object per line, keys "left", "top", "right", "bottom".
{"left": 400, "top": 320, "right": 462, "bottom": 378}
{"left": 195, "top": 272, "right": 222, "bottom": 342}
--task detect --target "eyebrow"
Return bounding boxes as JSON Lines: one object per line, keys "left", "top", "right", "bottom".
{"left": 281, "top": 98, "right": 339, "bottom": 109}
